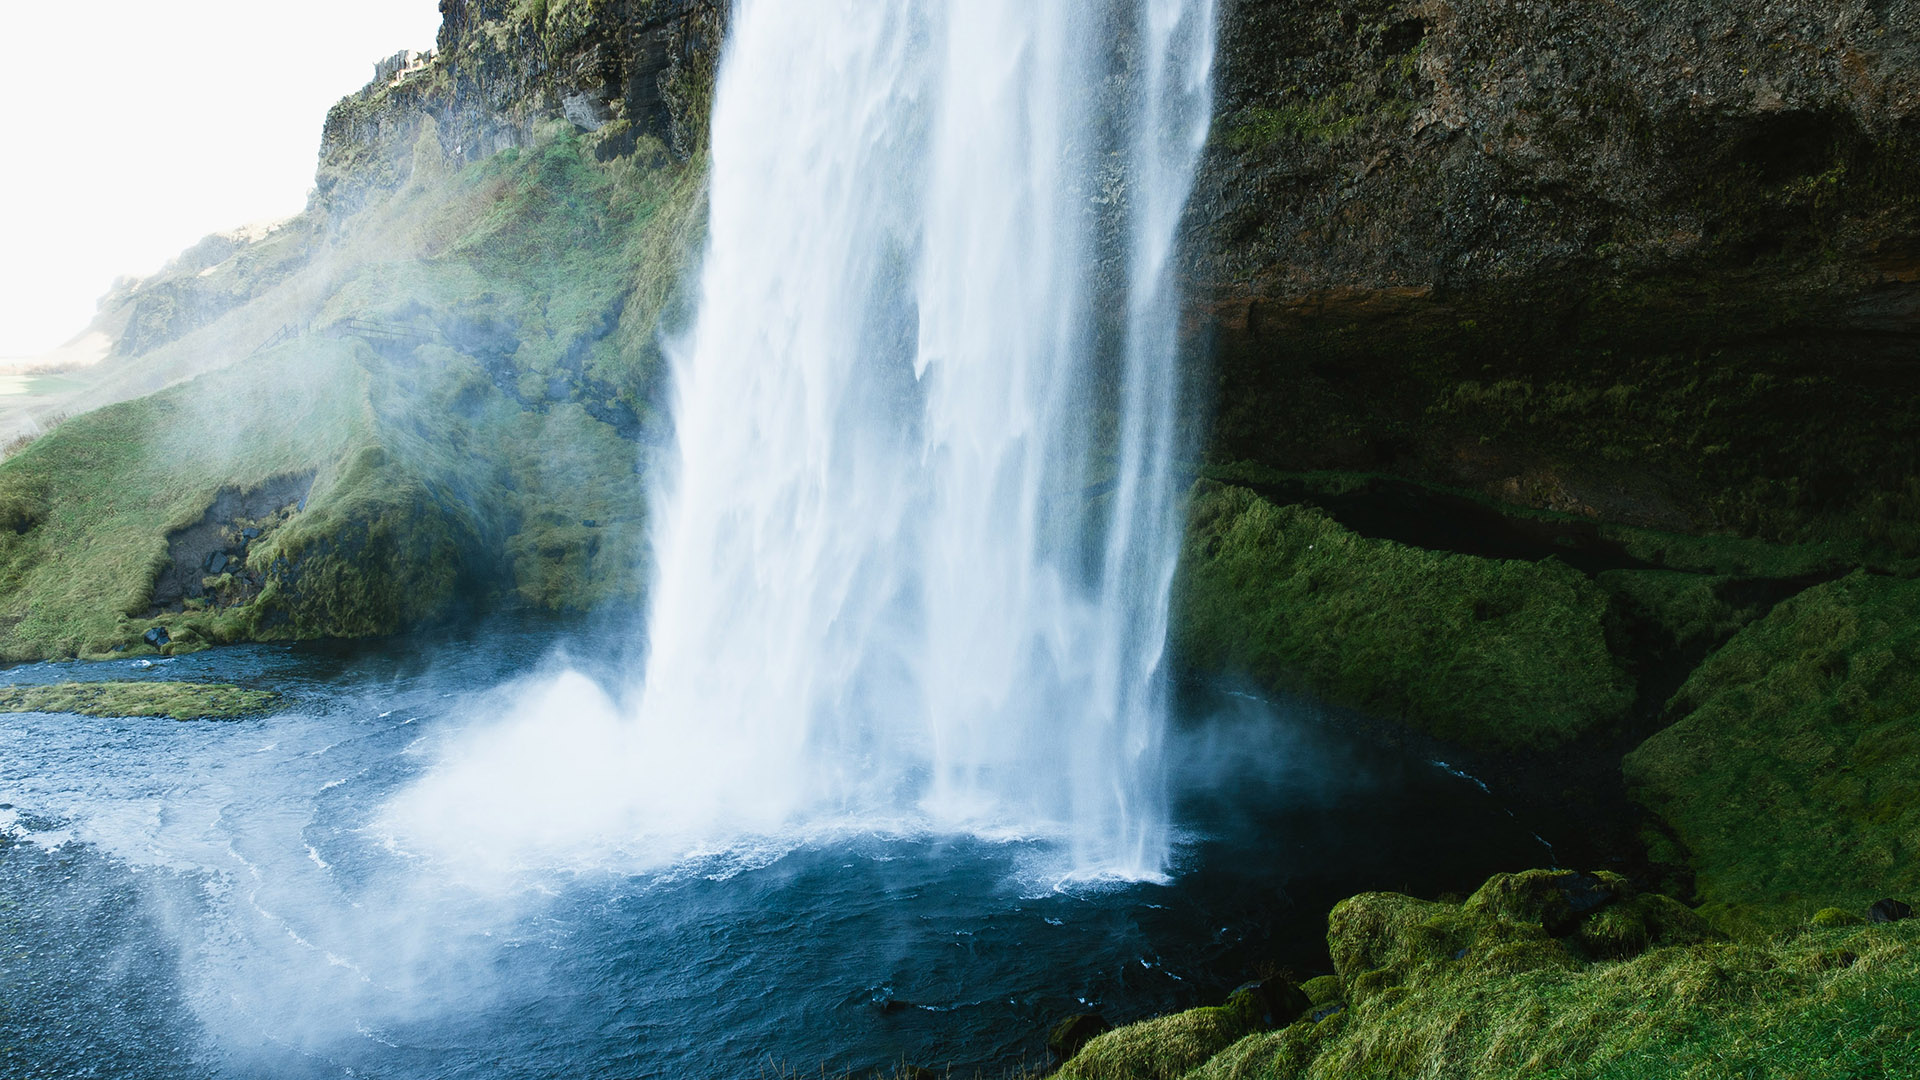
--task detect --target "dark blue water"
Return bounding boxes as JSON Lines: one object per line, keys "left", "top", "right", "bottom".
{"left": 0, "top": 622, "right": 1557, "bottom": 1078}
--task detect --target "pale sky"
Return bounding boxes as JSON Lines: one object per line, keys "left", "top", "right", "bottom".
{"left": 0, "top": 2, "right": 445, "bottom": 357}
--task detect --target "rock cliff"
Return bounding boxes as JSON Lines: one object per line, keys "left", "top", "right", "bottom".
{"left": 318, "top": 0, "right": 724, "bottom": 212}
{"left": 1188, "top": 0, "right": 1920, "bottom": 546}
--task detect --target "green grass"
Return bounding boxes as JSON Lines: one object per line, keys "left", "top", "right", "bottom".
{"left": 1172, "top": 483, "right": 1634, "bottom": 751}
{"left": 1061, "top": 871, "right": 1920, "bottom": 1080}
{"left": 0, "top": 681, "right": 278, "bottom": 720}
{"left": 1594, "top": 568, "right": 1768, "bottom": 660}
{"left": 0, "top": 125, "right": 693, "bottom": 660}
{"left": 0, "top": 341, "right": 372, "bottom": 660}
{"left": 1060, "top": 1005, "right": 1265, "bottom": 1080}
{"left": 1624, "top": 571, "right": 1920, "bottom": 936}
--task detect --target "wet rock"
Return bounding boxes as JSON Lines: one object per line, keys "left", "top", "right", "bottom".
{"left": 242, "top": 527, "right": 260, "bottom": 540}
{"left": 143, "top": 627, "right": 170, "bottom": 648}
{"left": 1869, "top": 898, "right": 1914, "bottom": 924}
{"left": 1047, "top": 1013, "right": 1112, "bottom": 1061}
{"left": 206, "top": 552, "right": 230, "bottom": 574}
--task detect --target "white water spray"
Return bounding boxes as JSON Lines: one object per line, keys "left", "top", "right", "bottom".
{"left": 388, "top": 0, "right": 1215, "bottom": 881}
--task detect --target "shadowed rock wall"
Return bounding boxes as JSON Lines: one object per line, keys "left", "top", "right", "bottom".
{"left": 1186, "top": 0, "right": 1920, "bottom": 545}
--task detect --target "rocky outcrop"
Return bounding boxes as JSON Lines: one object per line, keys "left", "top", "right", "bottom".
{"left": 1185, "top": 0, "right": 1920, "bottom": 550}
{"left": 317, "top": 0, "right": 725, "bottom": 213}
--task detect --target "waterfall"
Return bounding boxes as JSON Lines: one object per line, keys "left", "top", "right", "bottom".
{"left": 385, "top": 0, "right": 1215, "bottom": 882}
{"left": 636, "top": 0, "right": 1215, "bottom": 878}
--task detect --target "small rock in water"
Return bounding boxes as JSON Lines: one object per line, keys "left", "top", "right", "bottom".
{"left": 581, "top": 519, "right": 598, "bottom": 528}
{"left": 1047, "top": 1013, "right": 1111, "bottom": 1060}
{"left": 1869, "top": 898, "right": 1913, "bottom": 923}
{"left": 143, "top": 627, "right": 171, "bottom": 648}
{"left": 242, "top": 527, "right": 261, "bottom": 540}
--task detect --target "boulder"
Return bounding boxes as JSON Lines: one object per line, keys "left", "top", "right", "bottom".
{"left": 142, "top": 627, "right": 170, "bottom": 648}
{"left": 1869, "top": 899, "right": 1914, "bottom": 924}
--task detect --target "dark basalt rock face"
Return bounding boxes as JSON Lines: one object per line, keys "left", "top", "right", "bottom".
{"left": 1184, "top": 0, "right": 1920, "bottom": 549}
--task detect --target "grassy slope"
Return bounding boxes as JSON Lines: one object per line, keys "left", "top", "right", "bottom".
{"left": 0, "top": 342, "right": 369, "bottom": 659}
{"left": 0, "top": 124, "right": 702, "bottom": 661}
{"left": 1061, "top": 871, "right": 1920, "bottom": 1080}
{"left": 1625, "top": 571, "right": 1920, "bottom": 936}
{"left": 1172, "top": 482, "right": 1633, "bottom": 751}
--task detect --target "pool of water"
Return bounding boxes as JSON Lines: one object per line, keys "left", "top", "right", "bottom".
{"left": 0, "top": 622, "right": 1560, "bottom": 1078}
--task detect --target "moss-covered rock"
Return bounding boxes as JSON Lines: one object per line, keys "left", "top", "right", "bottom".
{"left": 1062, "top": 873, "right": 1920, "bottom": 1080}
{"left": 1813, "top": 907, "right": 1870, "bottom": 929}
{"left": 1624, "top": 571, "right": 1920, "bottom": 936}
{"left": 1056, "top": 1002, "right": 1262, "bottom": 1080}
{"left": 0, "top": 681, "right": 277, "bottom": 720}
{"left": 1172, "top": 483, "right": 1634, "bottom": 750}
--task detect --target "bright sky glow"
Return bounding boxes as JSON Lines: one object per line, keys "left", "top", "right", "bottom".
{"left": 0, "top": 2, "right": 444, "bottom": 357}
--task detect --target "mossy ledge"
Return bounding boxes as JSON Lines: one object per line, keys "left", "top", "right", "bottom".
{"left": 1172, "top": 481, "right": 1634, "bottom": 752}
{"left": 1625, "top": 570, "right": 1920, "bottom": 936}
{"left": 0, "top": 681, "right": 279, "bottom": 721}
{"left": 1056, "top": 870, "right": 1920, "bottom": 1080}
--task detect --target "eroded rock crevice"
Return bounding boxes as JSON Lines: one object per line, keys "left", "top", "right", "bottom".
{"left": 148, "top": 474, "right": 315, "bottom": 615}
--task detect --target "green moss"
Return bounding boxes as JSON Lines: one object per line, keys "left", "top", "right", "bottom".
{"left": 1595, "top": 568, "right": 1770, "bottom": 659}
{"left": 1813, "top": 907, "right": 1869, "bottom": 928}
{"left": 1624, "top": 571, "right": 1920, "bottom": 935}
{"left": 1223, "top": 99, "right": 1363, "bottom": 150}
{"left": 1172, "top": 483, "right": 1634, "bottom": 750}
{"left": 1068, "top": 873, "right": 1920, "bottom": 1080}
{"left": 0, "top": 681, "right": 277, "bottom": 720}
{"left": 1298, "top": 976, "right": 1340, "bottom": 1008}
{"left": 1057, "top": 1005, "right": 1262, "bottom": 1080}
